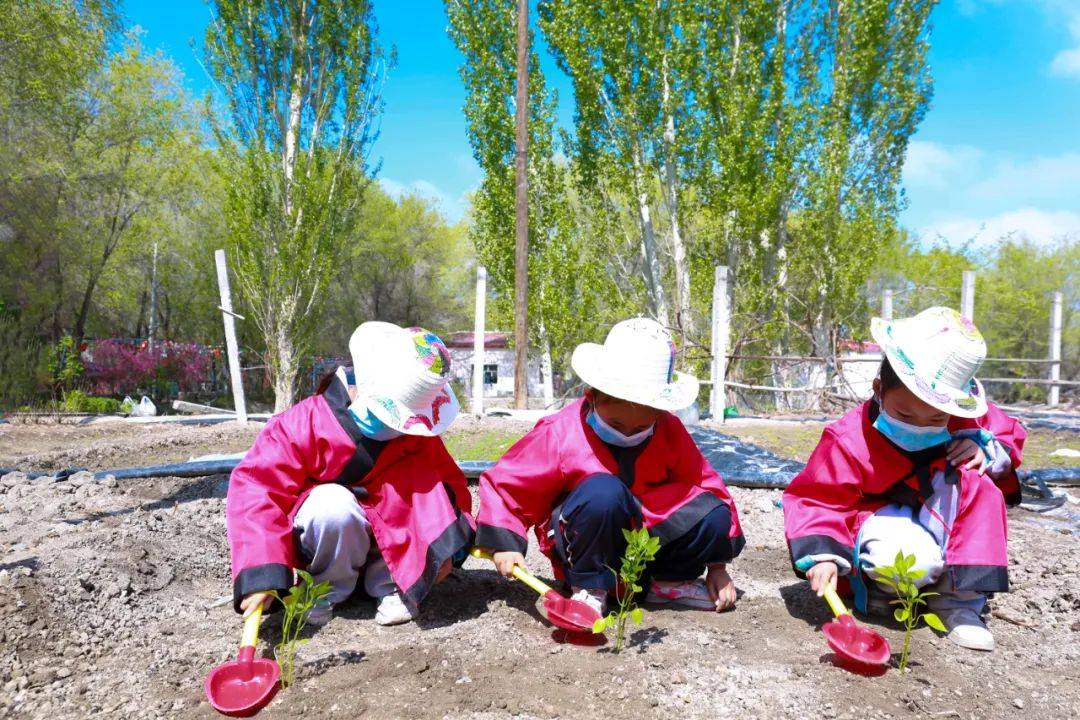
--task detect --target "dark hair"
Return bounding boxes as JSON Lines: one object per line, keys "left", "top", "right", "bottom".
{"left": 878, "top": 358, "right": 902, "bottom": 394}
{"left": 315, "top": 370, "right": 338, "bottom": 395}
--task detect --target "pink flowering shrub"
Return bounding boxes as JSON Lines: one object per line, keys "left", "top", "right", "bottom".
{"left": 83, "top": 339, "right": 212, "bottom": 396}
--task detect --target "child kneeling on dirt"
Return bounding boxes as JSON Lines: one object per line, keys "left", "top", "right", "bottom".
{"left": 783, "top": 307, "right": 1026, "bottom": 651}
{"left": 227, "top": 322, "right": 475, "bottom": 627}
{"left": 476, "top": 318, "right": 745, "bottom": 617}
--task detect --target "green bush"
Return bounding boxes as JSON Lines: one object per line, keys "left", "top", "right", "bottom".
{"left": 62, "top": 390, "right": 122, "bottom": 414}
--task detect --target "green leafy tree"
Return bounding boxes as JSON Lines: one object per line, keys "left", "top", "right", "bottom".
{"left": 206, "top": 0, "right": 390, "bottom": 411}
{"left": 447, "top": 0, "right": 615, "bottom": 392}
{"left": 316, "top": 187, "right": 474, "bottom": 354}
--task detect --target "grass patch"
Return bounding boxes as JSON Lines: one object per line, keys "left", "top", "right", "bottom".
{"left": 714, "top": 422, "right": 826, "bottom": 462}
{"left": 1021, "top": 429, "right": 1080, "bottom": 469}
{"left": 443, "top": 427, "right": 526, "bottom": 461}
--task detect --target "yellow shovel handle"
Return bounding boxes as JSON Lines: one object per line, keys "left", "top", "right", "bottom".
{"left": 240, "top": 602, "right": 264, "bottom": 648}
{"left": 470, "top": 547, "right": 553, "bottom": 597}
{"left": 822, "top": 584, "right": 851, "bottom": 618}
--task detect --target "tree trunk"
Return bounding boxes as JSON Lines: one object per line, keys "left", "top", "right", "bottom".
{"left": 661, "top": 59, "right": 693, "bottom": 340}
{"left": 539, "top": 324, "right": 554, "bottom": 408}
{"left": 271, "top": 325, "right": 298, "bottom": 413}
{"left": 633, "top": 146, "right": 669, "bottom": 326}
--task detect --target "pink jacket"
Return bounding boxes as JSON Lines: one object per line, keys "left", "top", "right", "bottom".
{"left": 226, "top": 375, "right": 475, "bottom": 611}
{"left": 782, "top": 400, "right": 1025, "bottom": 606}
{"left": 476, "top": 398, "right": 744, "bottom": 565}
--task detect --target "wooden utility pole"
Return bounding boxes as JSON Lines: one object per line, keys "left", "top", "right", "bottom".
{"left": 512, "top": 0, "right": 529, "bottom": 409}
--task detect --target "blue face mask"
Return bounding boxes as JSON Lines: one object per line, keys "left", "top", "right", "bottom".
{"left": 349, "top": 406, "right": 403, "bottom": 441}
{"left": 872, "top": 404, "right": 951, "bottom": 452}
{"left": 586, "top": 409, "right": 654, "bottom": 448}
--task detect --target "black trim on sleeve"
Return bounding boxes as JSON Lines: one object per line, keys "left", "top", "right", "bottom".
{"left": 401, "top": 511, "right": 476, "bottom": 607}
{"left": 787, "top": 534, "right": 855, "bottom": 578}
{"left": 651, "top": 491, "right": 724, "bottom": 546}
{"left": 233, "top": 563, "right": 293, "bottom": 614}
{"left": 949, "top": 564, "right": 1009, "bottom": 593}
{"left": 475, "top": 523, "right": 529, "bottom": 555}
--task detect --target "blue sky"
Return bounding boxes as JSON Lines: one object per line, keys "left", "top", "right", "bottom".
{"left": 125, "top": 0, "right": 1080, "bottom": 247}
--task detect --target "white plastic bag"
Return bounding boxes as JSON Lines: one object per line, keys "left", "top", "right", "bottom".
{"left": 130, "top": 395, "right": 157, "bottom": 417}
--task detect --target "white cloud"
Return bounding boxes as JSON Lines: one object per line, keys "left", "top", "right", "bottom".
{"left": 903, "top": 141, "right": 983, "bottom": 189}
{"left": 905, "top": 142, "right": 1080, "bottom": 247}
{"left": 918, "top": 207, "right": 1080, "bottom": 247}
{"left": 378, "top": 178, "right": 469, "bottom": 223}
{"left": 967, "top": 152, "right": 1080, "bottom": 206}
{"left": 1050, "top": 17, "right": 1080, "bottom": 78}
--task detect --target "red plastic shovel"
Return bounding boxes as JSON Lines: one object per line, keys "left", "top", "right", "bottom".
{"left": 821, "top": 585, "right": 891, "bottom": 673}
{"left": 205, "top": 604, "right": 280, "bottom": 717}
{"left": 470, "top": 548, "right": 601, "bottom": 633}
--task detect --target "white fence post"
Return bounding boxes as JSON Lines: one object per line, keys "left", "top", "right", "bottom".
{"left": 710, "top": 266, "right": 730, "bottom": 422}
{"left": 881, "top": 288, "right": 893, "bottom": 320}
{"left": 961, "top": 271, "right": 975, "bottom": 320}
{"left": 472, "top": 266, "right": 487, "bottom": 416}
{"left": 214, "top": 249, "right": 247, "bottom": 424}
{"left": 1049, "top": 290, "right": 1063, "bottom": 407}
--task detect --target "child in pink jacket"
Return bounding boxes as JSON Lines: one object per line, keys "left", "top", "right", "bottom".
{"left": 227, "top": 322, "right": 475, "bottom": 627}
{"left": 477, "top": 318, "right": 745, "bottom": 616}
{"left": 784, "top": 307, "right": 1026, "bottom": 651}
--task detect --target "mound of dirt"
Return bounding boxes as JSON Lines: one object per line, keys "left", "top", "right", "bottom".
{"left": 0, "top": 422, "right": 1077, "bottom": 719}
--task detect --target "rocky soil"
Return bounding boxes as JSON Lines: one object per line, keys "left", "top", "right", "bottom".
{"left": 0, "top": 419, "right": 1077, "bottom": 719}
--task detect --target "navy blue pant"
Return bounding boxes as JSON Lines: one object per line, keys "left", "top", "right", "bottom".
{"left": 552, "top": 473, "right": 734, "bottom": 591}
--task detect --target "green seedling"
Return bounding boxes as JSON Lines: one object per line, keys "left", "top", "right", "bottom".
{"left": 271, "top": 570, "right": 332, "bottom": 688}
{"left": 872, "top": 550, "right": 947, "bottom": 672}
{"left": 592, "top": 527, "right": 661, "bottom": 653}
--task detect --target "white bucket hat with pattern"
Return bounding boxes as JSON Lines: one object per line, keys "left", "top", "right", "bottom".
{"left": 348, "top": 321, "right": 459, "bottom": 436}
{"left": 571, "top": 317, "right": 699, "bottom": 412}
{"left": 870, "top": 306, "right": 988, "bottom": 419}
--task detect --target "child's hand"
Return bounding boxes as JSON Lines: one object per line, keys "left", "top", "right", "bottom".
{"left": 806, "top": 561, "right": 838, "bottom": 596}
{"left": 946, "top": 437, "right": 988, "bottom": 475}
{"left": 492, "top": 551, "right": 526, "bottom": 578}
{"left": 706, "top": 564, "right": 737, "bottom": 611}
{"left": 240, "top": 591, "right": 273, "bottom": 617}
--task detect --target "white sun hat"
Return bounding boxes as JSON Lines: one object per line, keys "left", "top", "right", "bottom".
{"left": 348, "top": 321, "right": 459, "bottom": 436}
{"left": 870, "top": 306, "right": 988, "bottom": 419}
{"left": 571, "top": 317, "right": 699, "bottom": 412}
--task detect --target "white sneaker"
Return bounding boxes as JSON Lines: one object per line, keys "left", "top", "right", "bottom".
{"left": 938, "top": 608, "right": 995, "bottom": 651}
{"left": 569, "top": 586, "right": 608, "bottom": 617}
{"left": 306, "top": 600, "right": 333, "bottom": 627}
{"left": 645, "top": 579, "right": 714, "bottom": 610}
{"left": 374, "top": 593, "right": 415, "bottom": 626}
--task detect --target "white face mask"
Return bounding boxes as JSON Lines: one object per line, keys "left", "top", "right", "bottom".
{"left": 586, "top": 409, "right": 655, "bottom": 448}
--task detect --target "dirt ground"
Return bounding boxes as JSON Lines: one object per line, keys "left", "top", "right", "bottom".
{"left": 0, "top": 418, "right": 1078, "bottom": 720}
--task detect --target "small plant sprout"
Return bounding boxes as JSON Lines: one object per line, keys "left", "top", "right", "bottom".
{"left": 592, "top": 527, "right": 661, "bottom": 653}
{"left": 872, "top": 550, "right": 947, "bottom": 672}
{"left": 271, "top": 570, "right": 332, "bottom": 688}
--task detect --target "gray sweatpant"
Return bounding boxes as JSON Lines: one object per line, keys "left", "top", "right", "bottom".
{"left": 293, "top": 483, "right": 398, "bottom": 604}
